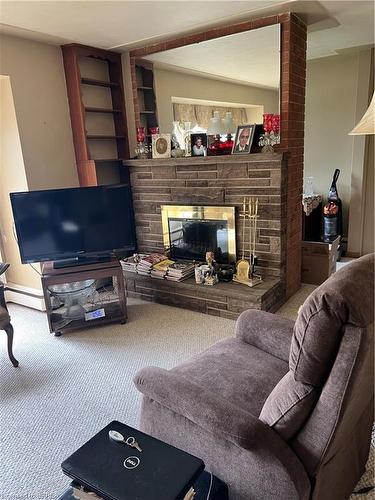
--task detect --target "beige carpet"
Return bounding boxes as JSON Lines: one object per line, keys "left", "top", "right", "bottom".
{"left": 0, "top": 285, "right": 373, "bottom": 499}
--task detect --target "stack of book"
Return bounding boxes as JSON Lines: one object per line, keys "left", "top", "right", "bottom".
{"left": 137, "top": 253, "right": 168, "bottom": 276}
{"left": 166, "top": 262, "right": 195, "bottom": 282}
{"left": 67, "top": 480, "right": 196, "bottom": 500}
{"left": 150, "top": 259, "right": 175, "bottom": 279}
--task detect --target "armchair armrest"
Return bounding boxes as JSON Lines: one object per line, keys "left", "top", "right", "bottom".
{"left": 135, "top": 366, "right": 279, "bottom": 451}
{"left": 235, "top": 310, "right": 295, "bottom": 362}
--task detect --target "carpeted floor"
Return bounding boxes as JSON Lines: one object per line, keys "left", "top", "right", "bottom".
{"left": 0, "top": 285, "right": 373, "bottom": 499}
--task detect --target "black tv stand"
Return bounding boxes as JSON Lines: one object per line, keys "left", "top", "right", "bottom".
{"left": 53, "top": 254, "right": 111, "bottom": 269}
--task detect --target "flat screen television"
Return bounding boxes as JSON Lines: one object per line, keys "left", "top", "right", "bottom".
{"left": 10, "top": 184, "right": 136, "bottom": 267}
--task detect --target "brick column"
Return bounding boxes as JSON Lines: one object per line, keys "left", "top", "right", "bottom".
{"left": 279, "top": 13, "right": 307, "bottom": 298}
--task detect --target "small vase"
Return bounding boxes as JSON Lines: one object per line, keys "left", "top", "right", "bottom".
{"left": 171, "top": 121, "right": 185, "bottom": 151}
{"left": 183, "top": 122, "right": 193, "bottom": 156}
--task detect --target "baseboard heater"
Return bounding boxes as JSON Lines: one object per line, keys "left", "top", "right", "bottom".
{"left": 5, "top": 283, "right": 45, "bottom": 311}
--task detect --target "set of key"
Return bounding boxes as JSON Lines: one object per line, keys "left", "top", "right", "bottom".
{"left": 109, "top": 430, "right": 142, "bottom": 452}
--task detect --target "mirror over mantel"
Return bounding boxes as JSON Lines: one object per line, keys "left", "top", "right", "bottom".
{"left": 130, "top": 23, "right": 280, "bottom": 147}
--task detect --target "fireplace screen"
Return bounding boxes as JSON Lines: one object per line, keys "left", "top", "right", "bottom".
{"left": 161, "top": 205, "right": 236, "bottom": 263}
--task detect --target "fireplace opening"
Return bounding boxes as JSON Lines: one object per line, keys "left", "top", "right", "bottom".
{"left": 161, "top": 205, "right": 236, "bottom": 264}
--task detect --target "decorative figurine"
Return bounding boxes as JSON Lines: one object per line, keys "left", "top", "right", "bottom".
{"left": 203, "top": 251, "right": 218, "bottom": 286}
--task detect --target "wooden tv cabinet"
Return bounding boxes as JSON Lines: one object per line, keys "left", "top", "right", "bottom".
{"left": 41, "top": 259, "right": 127, "bottom": 336}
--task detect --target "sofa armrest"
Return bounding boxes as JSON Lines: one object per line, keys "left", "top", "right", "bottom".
{"left": 134, "top": 366, "right": 281, "bottom": 451}
{"left": 235, "top": 310, "right": 295, "bottom": 362}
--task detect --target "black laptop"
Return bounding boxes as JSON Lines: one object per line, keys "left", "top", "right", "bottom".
{"left": 61, "top": 421, "right": 205, "bottom": 500}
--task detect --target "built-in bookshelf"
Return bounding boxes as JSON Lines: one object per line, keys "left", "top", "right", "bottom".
{"left": 62, "top": 44, "right": 130, "bottom": 186}
{"left": 134, "top": 59, "right": 158, "bottom": 135}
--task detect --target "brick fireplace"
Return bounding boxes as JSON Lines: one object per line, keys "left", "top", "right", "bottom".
{"left": 122, "top": 153, "right": 287, "bottom": 318}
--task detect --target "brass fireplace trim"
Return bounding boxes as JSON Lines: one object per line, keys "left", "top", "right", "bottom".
{"left": 161, "top": 205, "right": 236, "bottom": 262}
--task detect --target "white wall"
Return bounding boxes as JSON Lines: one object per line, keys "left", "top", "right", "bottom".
{"left": 0, "top": 34, "right": 78, "bottom": 190}
{"left": 304, "top": 49, "right": 372, "bottom": 240}
{"left": 0, "top": 76, "right": 42, "bottom": 293}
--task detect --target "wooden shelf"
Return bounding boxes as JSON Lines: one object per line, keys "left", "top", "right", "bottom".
{"left": 81, "top": 77, "right": 120, "bottom": 88}
{"left": 86, "top": 134, "right": 126, "bottom": 140}
{"left": 62, "top": 44, "right": 130, "bottom": 186}
{"left": 137, "top": 86, "right": 153, "bottom": 90}
{"left": 140, "top": 110, "right": 155, "bottom": 114}
{"left": 91, "top": 158, "right": 125, "bottom": 163}
{"left": 85, "top": 107, "right": 122, "bottom": 114}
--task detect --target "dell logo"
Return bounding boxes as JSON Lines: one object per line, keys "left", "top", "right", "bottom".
{"left": 124, "top": 456, "right": 140, "bottom": 469}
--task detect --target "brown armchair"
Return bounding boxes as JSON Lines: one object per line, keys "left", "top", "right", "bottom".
{"left": 0, "top": 263, "right": 19, "bottom": 367}
{"left": 134, "top": 254, "right": 374, "bottom": 499}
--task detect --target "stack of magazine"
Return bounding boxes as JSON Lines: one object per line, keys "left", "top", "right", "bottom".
{"left": 166, "top": 262, "right": 195, "bottom": 282}
{"left": 150, "top": 259, "right": 175, "bottom": 279}
{"left": 136, "top": 253, "right": 168, "bottom": 276}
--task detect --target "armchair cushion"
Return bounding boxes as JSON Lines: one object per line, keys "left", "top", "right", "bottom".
{"left": 259, "top": 371, "right": 320, "bottom": 440}
{"left": 171, "top": 337, "right": 288, "bottom": 417}
{"left": 134, "top": 366, "right": 284, "bottom": 450}
{"left": 290, "top": 254, "right": 374, "bottom": 387}
{"left": 235, "top": 310, "right": 294, "bottom": 363}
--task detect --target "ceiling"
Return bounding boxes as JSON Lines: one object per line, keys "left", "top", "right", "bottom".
{"left": 0, "top": 1, "right": 374, "bottom": 87}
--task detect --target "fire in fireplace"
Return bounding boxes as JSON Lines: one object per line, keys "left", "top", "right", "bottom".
{"left": 161, "top": 205, "right": 236, "bottom": 263}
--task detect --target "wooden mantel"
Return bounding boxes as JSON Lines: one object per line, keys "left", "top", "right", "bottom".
{"left": 123, "top": 152, "right": 284, "bottom": 168}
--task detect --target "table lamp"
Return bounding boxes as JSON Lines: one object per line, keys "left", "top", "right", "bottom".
{"left": 349, "top": 91, "right": 375, "bottom": 135}
{"left": 207, "top": 111, "right": 225, "bottom": 155}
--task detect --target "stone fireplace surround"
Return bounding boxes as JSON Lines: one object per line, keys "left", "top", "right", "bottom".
{"left": 122, "top": 153, "right": 287, "bottom": 318}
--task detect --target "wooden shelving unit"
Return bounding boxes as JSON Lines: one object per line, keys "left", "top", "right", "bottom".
{"left": 62, "top": 44, "right": 130, "bottom": 186}
{"left": 134, "top": 59, "right": 158, "bottom": 132}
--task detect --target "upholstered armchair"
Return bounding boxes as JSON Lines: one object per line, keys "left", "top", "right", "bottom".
{"left": 0, "top": 263, "right": 19, "bottom": 367}
{"left": 134, "top": 254, "right": 374, "bottom": 500}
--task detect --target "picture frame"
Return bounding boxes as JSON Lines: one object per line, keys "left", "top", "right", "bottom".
{"left": 232, "top": 124, "right": 256, "bottom": 155}
{"left": 152, "top": 134, "right": 171, "bottom": 159}
{"left": 190, "top": 133, "right": 208, "bottom": 157}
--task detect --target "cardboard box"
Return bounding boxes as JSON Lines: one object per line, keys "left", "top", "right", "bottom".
{"left": 301, "top": 237, "right": 340, "bottom": 285}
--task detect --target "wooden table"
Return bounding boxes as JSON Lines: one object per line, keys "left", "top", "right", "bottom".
{"left": 41, "top": 259, "right": 127, "bottom": 336}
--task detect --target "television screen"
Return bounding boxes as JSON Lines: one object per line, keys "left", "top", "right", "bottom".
{"left": 10, "top": 184, "right": 136, "bottom": 264}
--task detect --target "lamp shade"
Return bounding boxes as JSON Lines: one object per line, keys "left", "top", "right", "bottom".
{"left": 222, "top": 112, "right": 236, "bottom": 134}
{"left": 207, "top": 111, "right": 224, "bottom": 135}
{"left": 349, "top": 91, "right": 375, "bottom": 135}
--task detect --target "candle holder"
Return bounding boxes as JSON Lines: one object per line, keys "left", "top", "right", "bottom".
{"left": 259, "top": 114, "right": 280, "bottom": 153}
{"left": 258, "top": 131, "right": 280, "bottom": 153}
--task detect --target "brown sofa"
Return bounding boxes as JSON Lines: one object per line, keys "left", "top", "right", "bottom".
{"left": 134, "top": 254, "right": 374, "bottom": 499}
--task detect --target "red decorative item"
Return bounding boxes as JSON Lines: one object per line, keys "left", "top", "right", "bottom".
{"left": 136, "top": 127, "right": 145, "bottom": 143}
{"left": 271, "top": 114, "right": 280, "bottom": 134}
{"left": 149, "top": 127, "right": 159, "bottom": 135}
{"left": 263, "top": 114, "right": 274, "bottom": 133}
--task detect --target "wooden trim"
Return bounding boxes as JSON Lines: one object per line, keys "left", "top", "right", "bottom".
{"left": 62, "top": 45, "right": 89, "bottom": 163}
{"left": 62, "top": 43, "right": 122, "bottom": 63}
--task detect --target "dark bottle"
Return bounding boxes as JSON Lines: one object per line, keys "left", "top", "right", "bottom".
{"left": 323, "top": 169, "right": 342, "bottom": 242}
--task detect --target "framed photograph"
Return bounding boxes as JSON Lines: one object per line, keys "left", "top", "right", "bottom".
{"left": 152, "top": 134, "right": 171, "bottom": 159}
{"left": 190, "top": 133, "right": 207, "bottom": 157}
{"left": 232, "top": 125, "right": 256, "bottom": 154}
